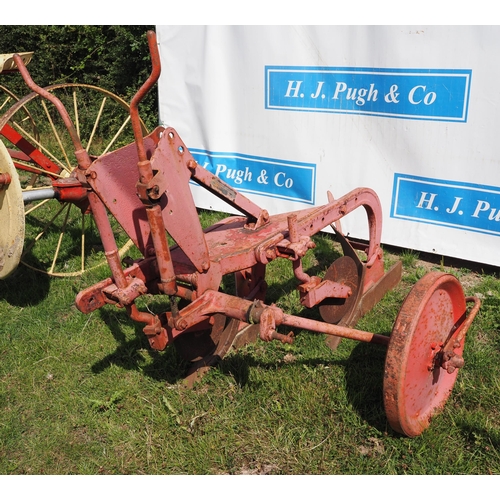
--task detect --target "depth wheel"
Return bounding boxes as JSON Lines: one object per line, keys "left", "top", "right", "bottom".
{"left": 0, "top": 83, "right": 146, "bottom": 276}
{"left": 383, "top": 272, "right": 467, "bottom": 437}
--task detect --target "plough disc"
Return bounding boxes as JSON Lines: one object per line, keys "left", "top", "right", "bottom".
{"left": 319, "top": 254, "right": 363, "bottom": 351}
{"left": 383, "top": 272, "right": 470, "bottom": 437}
{"left": 319, "top": 255, "right": 362, "bottom": 325}
{"left": 174, "top": 313, "right": 229, "bottom": 363}
{"left": 175, "top": 315, "right": 259, "bottom": 387}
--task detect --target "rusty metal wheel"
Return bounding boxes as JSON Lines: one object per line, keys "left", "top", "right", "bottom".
{"left": 174, "top": 314, "right": 260, "bottom": 387}
{"left": 319, "top": 255, "right": 363, "bottom": 350}
{"left": 0, "top": 83, "right": 146, "bottom": 276}
{"left": 174, "top": 315, "right": 260, "bottom": 363}
{"left": 174, "top": 314, "right": 229, "bottom": 363}
{"left": 319, "top": 255, "right": 361, "bottom": 324}
{"left": 383, "top": 272, "right": 467, "bottom": 437}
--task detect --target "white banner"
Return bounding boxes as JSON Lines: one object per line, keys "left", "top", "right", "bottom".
{"left": 156, "top": 26, "right": 500, "bottom": 267}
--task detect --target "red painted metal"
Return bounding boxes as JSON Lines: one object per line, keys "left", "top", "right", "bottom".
{"left": 13, "top": 54, "right": 92, "bottom": 172}
{"left": 1, "top": 123, "right": 61, "bottom": 177}
{"left": 383, "top": 272, "right": 481, "bottom": 437}
{"left": 5, "top": 30, "right": 481, "bottom": 437}
{"left": 126, "top": 32, "right": 177, "bottom": 296}
{"left": 0, "top": 172, "right": 11, "bottom": 189}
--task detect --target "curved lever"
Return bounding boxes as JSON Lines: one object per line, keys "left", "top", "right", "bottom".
{"left": 130, "top": 30, "right": 161, "bottom": 164}
{"left": 12, "top": 53, "right": 92, "bottom": 170}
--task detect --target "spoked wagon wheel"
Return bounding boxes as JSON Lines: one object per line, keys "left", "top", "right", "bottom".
{"left": 0, "top": 83, "right": 148, "bottom": 276}
{"left": 0, "top": 84, "right": 38, "bottom": 142}
{"left": 383, "top": 272, "right": 480, "bottom": 437}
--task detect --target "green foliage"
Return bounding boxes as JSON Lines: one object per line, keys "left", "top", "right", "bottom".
{"left": 0, "top": 25, "right": 158, "bottom": 130}
{"left": 400, "top": 248, "right": 419, "bottom": 268}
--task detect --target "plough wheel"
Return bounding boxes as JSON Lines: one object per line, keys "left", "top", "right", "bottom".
{"left": 383, "top": 272, "right": 467, "bottom": 437}
{"left": 0, "top": 83, "right": 148, "bottom": 276}
{"left": 0, "top": 141, "right": 24, "bottom": 279}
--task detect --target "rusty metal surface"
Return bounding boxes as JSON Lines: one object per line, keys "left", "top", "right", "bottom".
{"left": 345, "top": 261, "right": 403, "bottom": 328}
{"left": 1, "top": 123, "right": 61, "bottom": 178}
{"left": 383, "top": 272, "right": 472, "bottom": 437}
{"left": 174, "top": 314, "right": 227, "bottom": 363}
{"left": 70, "top": 33, "right": 398, "bottom": 388}
{"left": 148, "top": 128, "right": 210, "bottom": 272}
{"left": 319, "top": 256, "right": 360, "bottom": 324}
{"left": 130, "top": 31, "right": 160, "bottom": 166}
{"left": 87, "top": 131, "right": 161, "bottom": 253}
{"left": 177, "top": 318, "right": 260, "bottom": 388}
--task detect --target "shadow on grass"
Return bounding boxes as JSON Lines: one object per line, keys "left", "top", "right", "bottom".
{"left": 344, "top": 340, "right": 391, "bottom": 434}
{"left": 90, "top": 303, "right": 355, "bottom": 391}
{"left": 458, "top": 422, "right": 500, "bottom": 450}
{"left": 90, "top": 308, "right": 188, "bottom": 385}
{"left": 0, "top": 261, "right": 50, "bottom": 306}
{"left": 87, "top": 287, "right": 400, "bottom": 439}
{"left": 90, "top": 303, "right": 394, "bottom": 435}
{"left": 216, "top": 349, "right": 350, "bottom": 388}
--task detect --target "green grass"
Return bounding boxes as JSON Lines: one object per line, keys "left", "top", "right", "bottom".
{"left": 1, "top": 210, "right": 500, "bottom": 475}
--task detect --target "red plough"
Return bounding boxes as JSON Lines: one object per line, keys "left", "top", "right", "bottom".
{"left": 0, "top": 31, "right": 480, "bottom": 437}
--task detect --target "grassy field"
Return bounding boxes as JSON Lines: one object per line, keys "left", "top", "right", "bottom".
{"left": 1, "top": 210, "right": 499, "bottom": 476}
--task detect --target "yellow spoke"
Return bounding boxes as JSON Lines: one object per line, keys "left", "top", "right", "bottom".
{"left": 15, "top": 161, "right": 67, "bottom": 179}
{"left": 102, "top": 115, "right": 131, "bottom": 155}
{"left": 86, "top": 96, "right": 107, "bottom": 153}
{"left": 0, "top": 94, "right": 13, "bottom": 112}
{"left": 80, "top": 212, "right": 85, "bottom": 273}
{"left": 22, "top": 201, "right": 68, "bottom": 255}
{"left": 49, "top": 203, "right": 72, "bottom": 274}
{"left": 24, "top": 197, "right": 50, "bottom": 216}
{"left": 73, "top": 90, "right": 80, "bottom": 139}
{"left": 12, "top": 120, "right": 69, "bottom": 172}
{"left": 41, "top": 100, "right": 72, "bottom": 172}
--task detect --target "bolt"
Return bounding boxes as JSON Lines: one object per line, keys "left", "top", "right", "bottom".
{"left": 176, "top": 319, "right": 188, "bottom": 330}
{"left": 0, "top": 173, "right": 11, "bottom": 189}
{"left": 265, "top": 248, "right": 276, "bottom": 260}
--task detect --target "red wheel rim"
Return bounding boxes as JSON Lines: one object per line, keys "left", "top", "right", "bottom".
{"left": 384, "top": 272, "right": 466, "bottom": 437}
